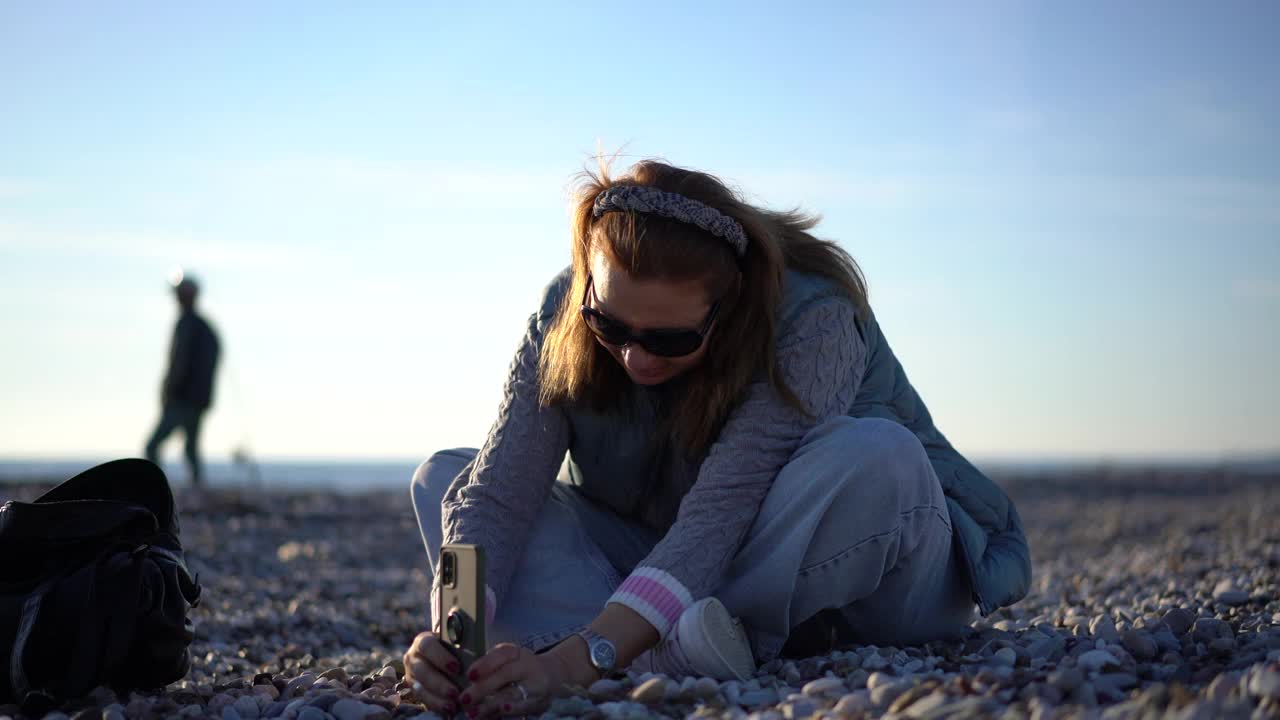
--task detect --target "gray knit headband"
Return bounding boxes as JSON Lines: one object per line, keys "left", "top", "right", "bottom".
{"left": 592, "top": 185, "right": 748, "bottom": 258}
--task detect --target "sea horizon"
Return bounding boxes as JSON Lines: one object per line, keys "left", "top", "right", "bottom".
{"left": 2, "top": 451, "right": 1277, "bottom": 492}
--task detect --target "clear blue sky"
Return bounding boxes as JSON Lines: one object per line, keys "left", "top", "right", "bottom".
{"left": 2, "top": 1, "right": 1277, "bottom": 462}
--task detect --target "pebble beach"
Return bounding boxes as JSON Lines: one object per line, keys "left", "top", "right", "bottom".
{"left": 3, "top": 465, "right": 1278, "bottom": 720}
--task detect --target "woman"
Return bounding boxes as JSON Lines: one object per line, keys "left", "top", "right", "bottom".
{"left": 405, "top": 160, "right": 1030, "bottom": 718}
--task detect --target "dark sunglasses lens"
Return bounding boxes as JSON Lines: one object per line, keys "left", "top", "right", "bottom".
{"left": 640, "top": 332, "right": 703, "bottom": 357}
{"left": 582, "top": 308, "right": 630, "bottom": 346}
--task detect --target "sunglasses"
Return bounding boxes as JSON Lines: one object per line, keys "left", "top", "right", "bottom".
{"left": 579, "top": 275, "right": 720, "bottom": 358}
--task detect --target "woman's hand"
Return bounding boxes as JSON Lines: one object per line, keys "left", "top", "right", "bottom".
{"left": 403, "top": 631, "right": 464, "bottom": 715}
{"left": 458, "top": 643, "right": 567, "bottom": 718}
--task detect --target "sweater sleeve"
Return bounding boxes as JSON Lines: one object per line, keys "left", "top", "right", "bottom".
{"left": 607, "top": 297, "right": 868, "bottom": 637}
{"left": 439, "top": 277, "right": 572, "bottom": 606}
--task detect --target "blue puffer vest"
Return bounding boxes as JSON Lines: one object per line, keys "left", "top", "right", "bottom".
{"left": 776, "top": 269, "right": 1031, "bottom": 615}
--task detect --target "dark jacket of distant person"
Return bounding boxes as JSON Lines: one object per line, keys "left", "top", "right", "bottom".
{"left": 163, "top": 309, "right": 220, "bottom": 410}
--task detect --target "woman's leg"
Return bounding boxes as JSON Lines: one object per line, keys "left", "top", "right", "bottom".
{"left": 410, "top": 449, "right": 622, "bottom": 650}
{"left": 717, "top": 417, "right": 974, "bottom": 662}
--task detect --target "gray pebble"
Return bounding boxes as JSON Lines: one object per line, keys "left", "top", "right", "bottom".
{"left": 331, "top": 698, "right": 389, "bottom": 720}
{"left": 1121, "top": 630, "right": 1158, "bottom": 660}
{"left": 1161, "top": 608, "right": 1197, "bottom": 637}
{"left": 992, "top": 648, "right": 1017, "bottom": 667}
{"left": 1213, "top": 580, "right": 1250, "bottom": 606}
{"left": 693, "top": 677, "right": 720, "bottom": 699}
{"left": 296, "top": 708, "right": 329, "bottom": 720}
{"left": 1049, "top": 667, "right": 1084, "bottom": 692}
{"left": 284, "top": 673, "right": 318, "bottom": 698}
{"left": 739, "top": 688, "right": 779, "bottom": 707}
{"left": 1026, "top": 636, "right": 1066, "bottom": 661}
{"left": 235, "top": 695, "right": 262, "bottom": 720}
{"left": 861, "top": 654, "right": 888, "bottom": 671}
{"left": 1089, "top": 614, "right": 1119, "bottom": 642}
{"left": 1097, "top": 672, "right": 1137, "bottom": 691}
{"left": 1191, "top": 617, "right": 1234, "bottom": 644}
{"left": 588, "top": 678, "right": 626, "bottom": 699}
{"left": 1209, "top": 636, "right": 1236, "bottom": 653}
{"left": 780, "top": 697, "right": 817, "bottom": 720}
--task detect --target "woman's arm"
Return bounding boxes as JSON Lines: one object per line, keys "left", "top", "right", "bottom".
{"left": 440, "top": 275, "right": 572, "bottom": 609}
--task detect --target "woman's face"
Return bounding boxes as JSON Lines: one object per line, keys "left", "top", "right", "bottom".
{"left": 588, "top": 251, "right": 716, "bottom": 386}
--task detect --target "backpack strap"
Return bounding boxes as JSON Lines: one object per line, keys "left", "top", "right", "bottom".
{"left": 8, "top": 574, "right": 58, "bottom": 703}
{"left": 92, "top": 547, "right": 148, "bottom": 689}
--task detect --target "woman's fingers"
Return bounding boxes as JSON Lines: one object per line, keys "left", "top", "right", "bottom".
{"left": 459, "top": 644, "right": 525, "bottom": 717}
{"left": 473, "top": 681, "right": 533, "bottom": 719}
{"left": 467, "top": 661, "right": 527, "bottom": 718}
{"left": 404, "top": 631, "right": 464, "bottom": 714}
{"left": 409, "top": 632, "right": 464, "bottom": 676}
{"left": 466, "top": 643, "right": 521, "bottom": 684}
{"left": 407, "top": 655, "right": 460, "bottom": 711}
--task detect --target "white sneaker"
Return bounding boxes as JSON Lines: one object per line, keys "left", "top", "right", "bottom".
{"left": 632, "top": 597, "right": 756, "bottom": 681}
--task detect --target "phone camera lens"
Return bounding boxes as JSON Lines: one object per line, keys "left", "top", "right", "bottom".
{"left": 446, "top": 610, "right": 464, "bottom": 644}
{"left": 441, "top": 552, "right": 456, "bottom": 587}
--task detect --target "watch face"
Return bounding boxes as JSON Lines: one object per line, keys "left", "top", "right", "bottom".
{"left": 590, "top": 639, "right": 617, "bottom": 670}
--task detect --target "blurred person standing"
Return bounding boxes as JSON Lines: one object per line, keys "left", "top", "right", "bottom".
{"left": 145, "top": 272, "right": 220, "bottom": 486}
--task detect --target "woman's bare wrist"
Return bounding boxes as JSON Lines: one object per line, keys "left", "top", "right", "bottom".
{"left": 545, "top": 635, "right": 603, "bottom": 689}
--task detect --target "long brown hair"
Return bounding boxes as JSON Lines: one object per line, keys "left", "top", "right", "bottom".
{"left": 538, "top": 158, "right": 869, "bottom": 455}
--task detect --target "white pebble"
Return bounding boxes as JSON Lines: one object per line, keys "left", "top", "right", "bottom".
{"left": 866, "top": 671, "right": 895, "bottom": 690}
{"left": 629, "top": 676, "right": 667, "bottom": 704}
{"left": 801, "top": 676, "right": 845, "bottom": 697}
{"left": 1077, "top": 649, "right": 1120, "bottom": 673}
{"left": 1249, "top": 669, "right": 1280, "bottom": 699}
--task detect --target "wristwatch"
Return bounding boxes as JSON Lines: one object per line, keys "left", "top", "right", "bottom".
{"left": 576, "top": 628, "right": 618, "bottom": 676}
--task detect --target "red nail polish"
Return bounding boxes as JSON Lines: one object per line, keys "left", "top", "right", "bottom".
{"left": 459, "top": 694, "right": 471, "bottom": 706}
{"left": 503, "top": 704, "right": 512, "bottom": 712}
{"left": 468, "top": 669, "right": 479, "bottom": 681}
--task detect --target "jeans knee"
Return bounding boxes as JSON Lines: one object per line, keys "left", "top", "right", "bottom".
{"left": 855, "top": 417, "right": 929, "bottom": 474}
{"left": 804, "top": 417, "right": 935, "bottom": 504}
{"left": 410, "top": 458, "right": 432, "bottom": 493}
{"left": 411, "top": 448, "right": 477, "bottom": 505}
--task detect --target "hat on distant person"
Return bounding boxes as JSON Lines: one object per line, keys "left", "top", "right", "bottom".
{"left": 169, "top": 267, "right": 200, "bottom": 296}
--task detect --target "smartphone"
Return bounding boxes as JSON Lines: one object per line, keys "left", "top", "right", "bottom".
{"left": 436, "top": 543, "right": 487, "bottom": 674}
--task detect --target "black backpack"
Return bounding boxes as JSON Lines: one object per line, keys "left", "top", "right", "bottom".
{"left": 0, "top": 459, "right": 203, "bottom": 709}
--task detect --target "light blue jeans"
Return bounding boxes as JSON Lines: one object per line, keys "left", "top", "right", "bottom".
{"left": 410, "top": 416, "right": 974, "bottom": 662}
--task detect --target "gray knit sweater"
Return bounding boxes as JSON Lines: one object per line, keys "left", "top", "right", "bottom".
{"left": 442, "top": 267, "right": 870, "bottom": 632}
